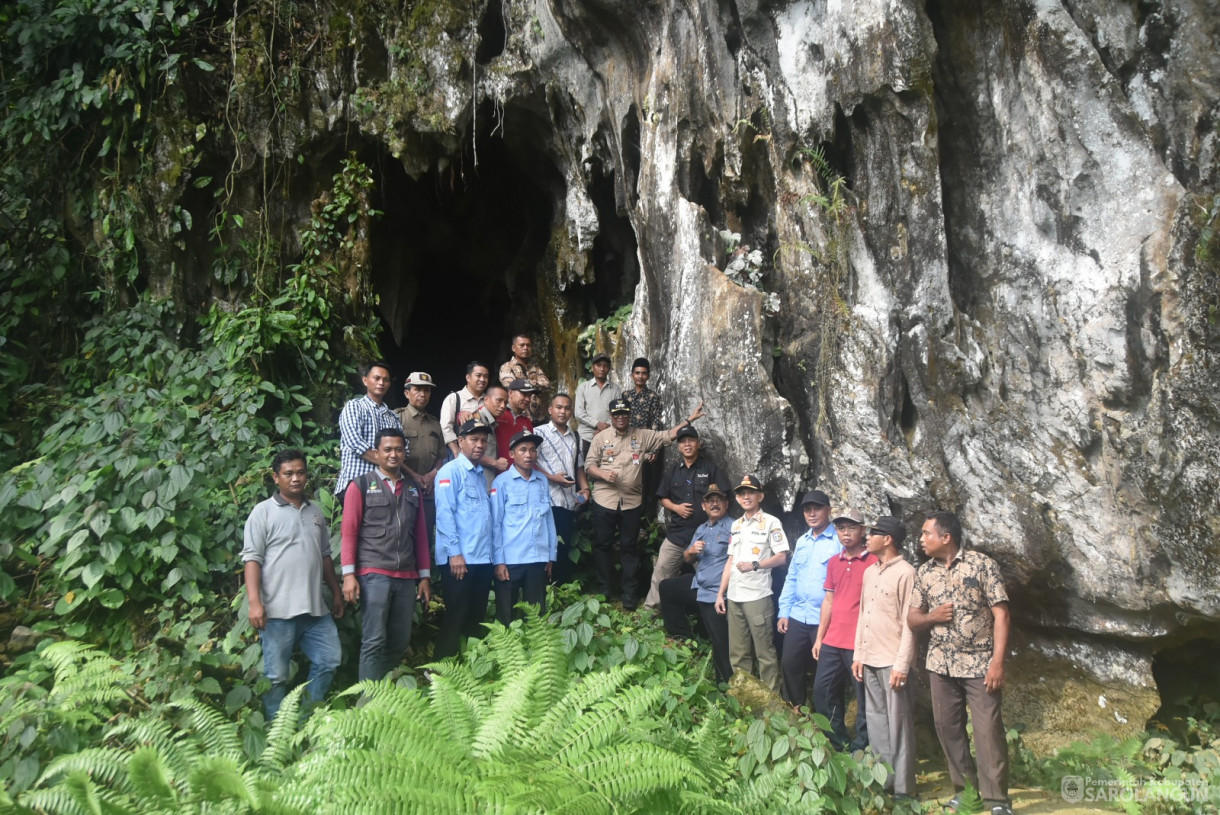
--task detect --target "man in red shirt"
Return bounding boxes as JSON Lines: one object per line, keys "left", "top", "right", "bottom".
{"left": 496, "top": 378, "right": 536, "bottom": 460}
{"left": 811, "top": 508, "right": 877, "bottom": 751}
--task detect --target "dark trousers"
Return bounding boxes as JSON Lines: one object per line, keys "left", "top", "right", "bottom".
{"left": 494, "top": 562, "right": 548, "bottom": 625}
{"left": 591, "top": 502, "right": 643, "bottom": 603}
{"left": 356, "top": 574, "right": 417, "bottom": 682}
{"left": 422, "top": 497, "right": 436, "bottom": 550}
{"left": 434, "top": 562, "right": 493, "bottom": 660}
{"left": 658, "top": 574, "right": 731, "bottom": 683}
{"left": 930, "top": 672, "right": 1010, "bottom": 808}
{"left": 814, "top": 643, "right": 868, "bottom": 750}
{"left": 780, "top": 619, "right": 819, "bottom": 709}
{"left": 552, "top": 507, "right": 577, "bottom": 585}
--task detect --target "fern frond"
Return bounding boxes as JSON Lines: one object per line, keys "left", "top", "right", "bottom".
{"left": 21, "top": 769, "right": 134, "bottom": 815}
{"left": 124, "top": 747, "right": 177, "bottom": 810}
{"left": 425, "top": 677, "right": 480, "bottom": 747}
{"left": 40, "top": 642, "right": 130, "bottom": 710}
{"left": 481, "top": 622, "right": 530, "bottom": 679}
{"left": 569, "top": 742, "right": 703, "bottom": 800}
{"left": 106, "top": 715, "right": 200, "bottom": 778}
{"left": 184, "top": 755, "right": 255, "bottom": 809}
{"left": 169, "top": 699, "right": 243, "bottom": 762}
{"left": 551, "top": 685, "right": 666, "bottom": 762}
{"left": 39, "top": 748, "right": 132, "bottom": 790}
{"left": 258, "top": 685, "right": 309, "bottom": 771}
{"left": 471, "top": 662, "right": 543, "bottom": 759}
{"left": 534, "top": 665, "right": 640, "bottom": 752}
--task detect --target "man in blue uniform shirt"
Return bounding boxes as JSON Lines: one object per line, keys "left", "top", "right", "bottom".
{"left": 434, "top": 418, "right": 495, "bottom": 659}
{"left": 491, "top": 430, "right": 557, "bottom": 624}
{"left": 776, "top": 489, "right": 841, "bottom": 708}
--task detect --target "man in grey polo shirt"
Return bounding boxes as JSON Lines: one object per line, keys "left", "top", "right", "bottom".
{"left": 241, "top": 449, "right": 344, "bottom": 719}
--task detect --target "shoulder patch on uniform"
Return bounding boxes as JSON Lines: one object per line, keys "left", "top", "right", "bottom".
{"left": 771, "top": 530, "right": 783, "bottom": 543}
{"left": 438, "top": 479, "right": 452, "bottom": 488}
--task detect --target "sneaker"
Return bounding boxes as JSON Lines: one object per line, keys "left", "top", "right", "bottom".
{"left": 944, "top": 795, "right": 964, "bottom": 813}
{"left": 990, "top": 807, "right": 1013, "bottom": 815}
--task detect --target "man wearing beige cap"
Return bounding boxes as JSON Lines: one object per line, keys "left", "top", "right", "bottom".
{"left": 585, "top": 396, "right": 706, "bottom": 610}
{"left": 853, "top": 516, "right": 917, "bottom": 801}
{"left": 812, "top": 508, "right": 876, "bottom": 750}
{"left": 395, "top": 372, "right": 446, "bottom": 547}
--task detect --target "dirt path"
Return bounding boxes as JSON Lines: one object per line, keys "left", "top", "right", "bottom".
{"left": 917, "top": 763, "right": 1109, "bottom": 814}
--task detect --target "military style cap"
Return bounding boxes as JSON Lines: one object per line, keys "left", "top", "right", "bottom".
{"left": 702, "top": 483, "right": 728, "bottom": 499}
{"left": 457, "top": 418, "right": 492, "bottom": 436}
{"left": 405, "top": 371, "right": 435, "bottom": 388}
{"left": 609, "top": 397, "right": 632, "bottom": 414}
{"left": 507, "top": 377, "right": 538, "bottom": 393}
{"left": 734, "top": 474, "right": 763, "bottom": 492}
{"left": 508, "top": 430, "right": 543, "bottom": 449}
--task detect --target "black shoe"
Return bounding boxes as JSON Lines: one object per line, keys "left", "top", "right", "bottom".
{"left": 622, "top": 598, "right": 639, "bottom": 611}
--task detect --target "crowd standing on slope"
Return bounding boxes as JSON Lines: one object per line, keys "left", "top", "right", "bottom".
{"left": 239, "top": 336, "right": 1015, "bottom": 815}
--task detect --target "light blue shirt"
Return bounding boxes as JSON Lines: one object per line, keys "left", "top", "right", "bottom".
{"left": 688, "top": 516, "right": 733, "bottom": 603}
{"left": 491, "top": 466, "right": 557, "bottom": 565}
{"left": 434, "top": 454, "right": 493, "bottom": 565}
{"left": 777, "top": 525, "right": 842, "bottom": 623}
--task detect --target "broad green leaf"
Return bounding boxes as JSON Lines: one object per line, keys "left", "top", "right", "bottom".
{"left": 82, "top": 561, "right": 106, "bottom": 588}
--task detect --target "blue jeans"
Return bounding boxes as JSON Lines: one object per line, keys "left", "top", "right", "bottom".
{"left": 261, "top": 613, "right": 341, "bottom": 720}
{"left": 357, "top": 573, "right": 417, "bottom": 682}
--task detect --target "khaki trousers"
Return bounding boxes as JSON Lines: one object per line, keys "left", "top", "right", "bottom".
{"left": 644, "top": 538, "right": 687, "bottom": 608}
{"left": 727, "top": 596, "right": 780, "bottom": 693}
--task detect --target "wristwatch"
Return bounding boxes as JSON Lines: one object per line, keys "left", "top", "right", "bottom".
{"left": 752, "top": 561, "right": 759, "bottom": 571}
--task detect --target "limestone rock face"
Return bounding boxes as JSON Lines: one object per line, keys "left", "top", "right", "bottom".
{"left": 169, "top": 0, "right": 1217, "bottom": 731}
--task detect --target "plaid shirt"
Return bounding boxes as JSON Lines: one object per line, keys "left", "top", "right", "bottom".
{"left": 335, "top": 395, "right": 402, "bottom": 494}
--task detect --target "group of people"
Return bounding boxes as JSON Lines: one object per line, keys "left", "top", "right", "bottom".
{"left": 239, "top": 334, "right": 1014, "bottom": 815}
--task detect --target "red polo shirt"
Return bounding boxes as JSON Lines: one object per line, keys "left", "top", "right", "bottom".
{"left": 822, "top": 550, "right": 878, "bottom": 649}
{"left": 496, "top": 410, "right": 534, "bottom": 461}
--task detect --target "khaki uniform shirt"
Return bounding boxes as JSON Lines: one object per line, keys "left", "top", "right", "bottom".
{"left": 855, "top": 556, "right": 917, "bottom": 673}
{"left": 394, "top": 404, "right": 445, "bottom": 486}
{"left": 910, "top": 549, "right": 1009, "bottom": 678}
{"left": 499, "top": 358, "right": 552, "bottom": 422}
{"left": 586, "top": 426, "right": 670, "bottom": 510}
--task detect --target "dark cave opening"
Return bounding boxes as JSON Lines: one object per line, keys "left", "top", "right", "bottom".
{"left": 357, "top": 100, "right": 639, "bottom": 408}
{"left": 1150, "top": 637, "right": 1220, "bottom": 732}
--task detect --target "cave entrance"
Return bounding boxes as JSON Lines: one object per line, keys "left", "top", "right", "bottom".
{"left": 362, "top": 100, "right": 640, "bottom": 408}
{"left": 1149, "top": 637, "right": 1220, "bottom": 733}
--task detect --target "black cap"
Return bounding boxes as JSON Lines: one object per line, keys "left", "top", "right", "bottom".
{"left": 800, "top": 489, "right": 831, "bottom": 507}
{"left": 591, "top": 352, "right": 611, "bottom": 365}
{"left": 508, "top": 430, "right": 543, "bottom": 450}
{"left": 609, "top": 397, "right": 631, "bottom": 414}
{"left": 457, "top": 418, "right": 492, "bottom": 436}
{"left": 675, "top": 424, "right": 699, "bottom": 441}
{"left": 507, "top": 377, "right": 538, "bottom": 393}
{"left": 702, "top": 483, "right": 728, "bottom": 499}
{"left": 868, "top": 515, "right": 907, "bottom": 544}
{"left": 734, "top": 474, "right": 763, "bottom": 492}
{"left": 631, "top": 357, "right": 651, "bottom": 371}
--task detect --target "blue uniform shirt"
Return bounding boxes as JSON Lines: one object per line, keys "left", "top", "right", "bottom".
{"left": 435, "top": 454, "right": 493, "bottom": 565}
{"left": 687, "top": 516, "right": 733, "bottom": 603}
{"left": 777, "top": 524, "right": 842, "bottom": 623}
{"left": 491, "top": 466, "right": 557, "bottom": 566}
